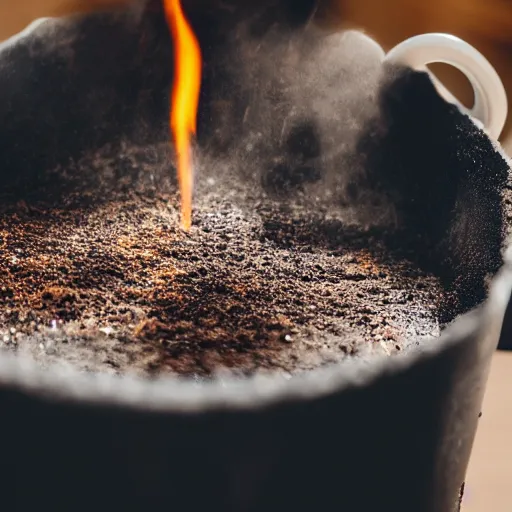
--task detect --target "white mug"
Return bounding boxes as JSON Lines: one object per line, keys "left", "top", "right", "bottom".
{"left": 358, "top": 32, "right": 508, "bottom": 141}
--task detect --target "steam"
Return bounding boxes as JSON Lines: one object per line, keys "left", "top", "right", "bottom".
{"left": 198, "top": 22, "right": 396, "bottom": 227}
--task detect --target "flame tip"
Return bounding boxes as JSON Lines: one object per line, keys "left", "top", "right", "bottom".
{"left": 165, "top": 0, "right": 202, "bottom": 230}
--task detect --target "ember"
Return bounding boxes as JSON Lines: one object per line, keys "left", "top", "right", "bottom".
{"left": 164, "top": 0, "right": 202, "bottom": 231}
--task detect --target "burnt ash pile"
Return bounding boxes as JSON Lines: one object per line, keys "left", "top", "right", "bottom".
{"left": 0, "top": 0, "right": 510, "bottom": 377}
{"left": 0, "top": 144, "right": 442, "bottom": 377}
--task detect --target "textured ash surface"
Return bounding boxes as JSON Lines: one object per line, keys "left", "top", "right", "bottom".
{"left": 0, "top": 143, "right": 443, "bottom": 378}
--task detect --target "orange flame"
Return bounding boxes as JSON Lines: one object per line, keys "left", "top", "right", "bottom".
{"left": 164, "top": 0, "right": 202, "bottom": 231}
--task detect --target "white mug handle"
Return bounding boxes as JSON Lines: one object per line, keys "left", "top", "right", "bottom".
{"left": 384, "top": 33, "right": 508, "bottom": 140}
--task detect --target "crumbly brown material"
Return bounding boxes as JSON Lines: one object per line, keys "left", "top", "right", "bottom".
{"left": 0, "top": 143, "right": 442, "bottom": 379}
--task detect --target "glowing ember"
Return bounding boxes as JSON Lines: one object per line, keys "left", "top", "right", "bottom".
{"left": 163, "top": 0, "right": 202, "bottom": 231}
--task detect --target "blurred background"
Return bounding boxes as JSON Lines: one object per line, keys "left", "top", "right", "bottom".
{"left": 3, "top": 0, "right": 511, "bottom": 148}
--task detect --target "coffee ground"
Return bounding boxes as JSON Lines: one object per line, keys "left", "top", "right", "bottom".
{"left": 0, "top": 142, "right": 443, "bottom": 379}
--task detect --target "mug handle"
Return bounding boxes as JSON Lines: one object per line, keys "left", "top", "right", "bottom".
{"left": 384, "top": 33, "right": 508, "bottom": 140}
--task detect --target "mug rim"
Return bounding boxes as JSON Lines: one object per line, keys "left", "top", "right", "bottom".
{"left": 0, "top": 264, "right": 510, "bottom": 415}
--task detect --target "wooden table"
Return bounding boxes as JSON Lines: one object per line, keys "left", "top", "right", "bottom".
{"left": 464, "top": 351, "right": 512, "bottom": 510}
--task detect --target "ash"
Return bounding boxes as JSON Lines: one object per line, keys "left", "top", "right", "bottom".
{"left": 0, "top": 3, "right": 509, "bottom": 378}
{"left": 0, "top": 142, "right": 442, "bottom": 378}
